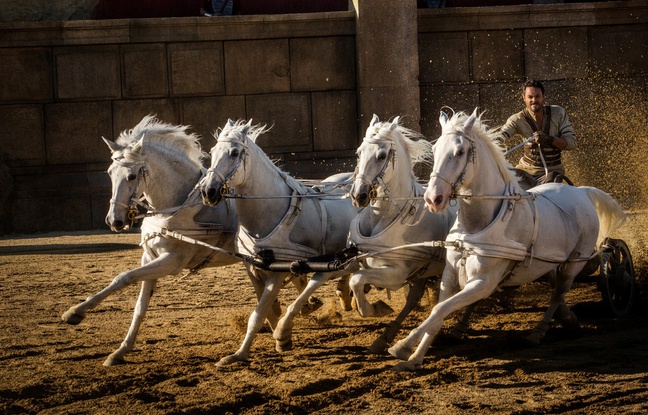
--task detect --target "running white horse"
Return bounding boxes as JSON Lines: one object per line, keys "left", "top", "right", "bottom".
{"left": 200, "top": 119, "right": 359, "bottom": 366}
{"left": 388, "top": 109, "right": 626, "bottom": 371}
{"left": 61, "top": 116, "right": 246, "bottom": 366}
{"left": 345, "top": 114, "right": 456, "bottom": 353}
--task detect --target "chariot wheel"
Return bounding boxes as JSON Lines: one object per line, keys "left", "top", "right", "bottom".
{"left": 597, "top": 238, "right": 637, "bottom": 317}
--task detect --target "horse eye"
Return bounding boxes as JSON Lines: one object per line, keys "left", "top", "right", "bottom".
{"left": 230, "top": 149, "right": 240, "bottom": 158}
{"left": 457, "top": 148, "right": 465, "bottom": 157}
{"left": 377, "top": 152, "right": 387, "bottom": 161}
{"left": 127, "top": 173, "right": 137, "bottom": 182}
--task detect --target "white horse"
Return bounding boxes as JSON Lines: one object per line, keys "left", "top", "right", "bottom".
{"left": 200, "top": 119, "right": 359, "bottom": 366}
{"left": 61, "top": 115, "right": 245, "bottom": 366}
{"left": 388, "top": 109, "right": 626, "bottom": 371}
{"left": 344, "top": 114, "right": 456, "bottom": 353}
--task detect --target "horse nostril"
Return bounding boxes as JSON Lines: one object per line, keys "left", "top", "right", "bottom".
{"left": 434, "top": 195, "right": 444, "bottom": 206}
{"left": 113, "top": 220, "right": 124, "bottom": 230}
{"left": 207, "top": 188, "right": 217, "bottom": 200}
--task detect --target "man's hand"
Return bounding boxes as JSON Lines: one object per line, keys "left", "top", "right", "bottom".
{"left": 533, "top": 132, "right": 554, "bottom": 146}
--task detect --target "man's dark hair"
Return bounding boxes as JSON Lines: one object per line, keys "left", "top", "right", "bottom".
{"left": 523, "top": 80, "right": 545, "bottom": 95}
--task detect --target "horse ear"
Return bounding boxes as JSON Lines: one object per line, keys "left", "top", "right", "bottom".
{"left": 132, "top": 134, "right": 145, "bottom": 154}
{"left": 102, "top": 137, "right": 122, "bottom": 153}
{"left": 245, "top": 119, "right": 253, "bottom": 127}
{"left": 464, "top": 108, "right": 478, "bottom": 132}
{"left": 227, "top": 118, "right": 235, "bottom": 127}
{"left": 388, "top": 116, "right": 400, "bottom": 131}
{"left": 439, "top": 111, "right": 449, "bottom": 127}
{"left": 370, "top": 114, "right": 380, "bottom": 126}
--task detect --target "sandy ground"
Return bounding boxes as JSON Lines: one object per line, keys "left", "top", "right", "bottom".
{"left": 0, "top": 210, "right": 646, "bottom": 414}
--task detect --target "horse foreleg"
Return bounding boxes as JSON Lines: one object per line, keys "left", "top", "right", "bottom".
{"left": 217, "top": 272, "right": 283, "bottom": 367}
{"left": 336, "top": 274, "right": 353, "bottom": 311}
{"left": 369, "top": 278, "right": 428, "bottom": 354}
{"left": 61, "top": 252, "right": 175, "bottom": 325}
{"left": 390, "top": 276, "right": 496, "bottom": 371}
{"left": 245, "top": 265, "right": 281, "bottom": 330}
{"left": 274, "top": 270, "right": 346, "bottom": 352}
{"left": 103, "top": 279, "right": 157, "bottom": 366}
{"left": 290, "top": 274, "right": 323, "bottom": 316}
{"left": 349, "top": 268, "right": 396, "bottom": 318}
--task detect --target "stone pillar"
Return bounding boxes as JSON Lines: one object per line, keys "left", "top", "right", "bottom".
{"left": 352, "top": 0, "right": 421, "bottom": 132}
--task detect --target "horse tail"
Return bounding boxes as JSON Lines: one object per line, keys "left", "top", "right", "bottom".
{"left": 582, "top": 186, "right": 626, "bottom": 247}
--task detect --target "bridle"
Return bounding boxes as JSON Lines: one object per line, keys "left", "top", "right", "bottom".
{"left": 429, "top": 131, "right": 476, "bottom": 201}
{"left": 108, "top": 159, "right": 151, "bottom": 226}
{"left": 204, "top": 136, "right": 248, "bottom": 197}
{"left": 353, "top": 138, "right": 396, "bottom": 205}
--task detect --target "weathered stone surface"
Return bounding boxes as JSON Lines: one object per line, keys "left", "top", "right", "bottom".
{"left": 0, "top": 48, "right": 52, "bottom": 103}
{"left": 419, "top": 84, "right": 480, "bottom": 138}
{"left": 589, "top": 24, "right": 648, "bottom": 76}
{"left": 524, "top": 27, "right": 588, "bottom": 80}
{"left": 180, "top": 96, "right": 246, "bottom": 147}
{"left": 0, "top": 105, "right": 46, "bottom": 166}
{"left": 290, "top": 36, "right": 356, "bottom": 92}
{"left": 169, "top": 42, "right": 224, "bottom": 96}
{"left": 0, "top": 0, "right": 99, "bottom": 22}
{"left": 54, "top": 45, "right": 121, "bottom": 100}
{"left": 471, "top": 30, "right": 524, "bottom": 81}
{"left": 357, "top": 86, "right": 421, "bottom": 133}
{"left": 112, "top": 99, "right": 180, "bottom": 139}
{"left": 312, "top": 90, "right": 358, "bottom": 152}
{"left": 224, "top": 39, "right": 291, "bottom": 95}
{"left": 245, "top": 93, "right": 310, "bottom": 152}
{"left": 122, "top": 44, "right": 169, "bottom": 98}
{"left": 45, "top": 101, "right": 113, "bottom": 164}
{"left": 419, "top": 32, "right": 470, "bottom": 84}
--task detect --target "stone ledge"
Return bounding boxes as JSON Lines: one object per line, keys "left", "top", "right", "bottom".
{"left": 418, "top": 1, "right": 648, "bottom": 32}
{"left": 0, "top": 11, "right": 355, "bottom": 47}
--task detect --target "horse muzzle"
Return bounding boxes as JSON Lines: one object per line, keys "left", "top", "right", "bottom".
{"left": 200, "top": 184, "right": 223, "bottom": 206}
{"left": 350, "top": 182, "right": 371, "bottom": 208}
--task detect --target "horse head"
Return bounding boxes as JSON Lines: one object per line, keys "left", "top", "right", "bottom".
{"left": 104, "top": 135, "right": 147, "bottom": 232}
{"left": 350, "top": 114, "right": 401, "bottom": 208}
{"left": 424, "top": 109, "right": 479, "bottom": 212}
{"left": 201, "top": 119, "right": 254, "bottom": 206}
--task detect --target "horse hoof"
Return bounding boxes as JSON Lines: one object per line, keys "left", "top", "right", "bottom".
{"left": 216, "top": 354, "right": 246, "bottom": 368}
{"left": 61, "top": 309, "right": 85, "bottom": 325}
{"left": 103, "top": 355, "right": 126, "bottom": 366}
{"left": 392, "top": 361, "right": 419, "bottom": 372}
{"left": 276, "top": 339, "right": 293, "bottom": 353}
{"left": 336, "top": 289, "right": 353, "bottom": 311}
{"left": 388, "top": 343, "right": 413, "bottom": 361}
{"left": 372, "top": 301, "right": 394, "bottom": 317}
{"left": 300, "top": 297, "right": 323, "bottom": 315}
{"left": 368, "top": 337, "right": 389, "bottom": 354}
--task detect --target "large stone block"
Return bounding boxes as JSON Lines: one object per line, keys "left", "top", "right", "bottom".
{"left": 54, "top": 45, "right": 121, "bottom": 100}
{"left": 0, "top": 105, "right": 46, "bottom": 166}
{"left": 290, "top": 36, "right": 356, "bottom": 92}
{"left": 45, "top": 101, "right": 113, "bottom": 164}
{"left": 180, "top": 95, "right": 247, "bottom": 148}
{"left": 312, "top": 90, "right": 358, "bottom": 152}
{"left": 122, "top": 43, "right": 169, "bottom": 98}
{"left": 419, "top": 84, "right": 480, "bottom": 138}
{"left": 471, "top": 30, "right": 524, "bottom": 82}
{"left": 524, "top": 27, "right": 588, "bottom": 80}
{"left": 479, "top": 82, "right": 521, "bottom": 127}
{"left": 357, "top": 86, "right": 421, "bottom": 133}
{"left": 169, "top": 42, "right": 224, "bottom": 96}
{"left": 245, "top": 93, "right": 311, "bottom": 152}
{"left": 10, "top": 195, "right": 92, "bottom": 232}
{"left": 112, "top": 99, "right": 180, "bottom": 139}
{"left": 419, "top": 32, "right": 470, "bottom": 84}
{"left": 224, "top": 39, "right": 291, "bottom": 95}
{"left": 0, "top": 48, "right": 52, "bottom": 103}
{"left": 589, "top": 24, "right": 648, "bottom": 76}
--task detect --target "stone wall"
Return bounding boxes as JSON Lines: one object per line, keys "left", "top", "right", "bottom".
{"left": 0, "top": 13, "right": 358, "bottom": 233}
{"left": 0, "top": 1, "right": 646, "bottom": 233}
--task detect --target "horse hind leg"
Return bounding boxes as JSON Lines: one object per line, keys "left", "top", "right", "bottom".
{"left": 335, "top": 274, "right": 354, "bottom": 311}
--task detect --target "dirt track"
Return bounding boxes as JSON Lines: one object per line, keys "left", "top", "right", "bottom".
{"left": 0, "top": 220, "right": 647, "bottom": 414}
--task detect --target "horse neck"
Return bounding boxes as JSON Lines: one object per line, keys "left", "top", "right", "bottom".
{"left": 234, "top": 146, "right": 294, "bottom": 237}
{"left": 457, "top": 140, "right": 507, "bottom": 233}
{"left": 143, "top": 149, "right": 202, "bottom": 210}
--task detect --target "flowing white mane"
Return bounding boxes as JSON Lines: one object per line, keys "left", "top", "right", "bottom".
{"left": 115, "top": 115, "right": 205, "bottom": 166}
{"left": 363, "top": 118, "right": 433, "bottom": 166}
{"left": 218, "top": 120, "right": 305, "bottom": 190}
{"left": 442, "top": 110, "right": 520, "bottom": 187}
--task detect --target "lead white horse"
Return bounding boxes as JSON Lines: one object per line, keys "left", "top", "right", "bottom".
{"left": 343, "top": 114, "right": 456, "bottom": 353}
{"left": 200, "top": 119, "right": 360, "bottom": 366}
{"left": 388, "top": 109, "right": 626, "bottom": 371}
{"left": 62, "top": 116, "right": 246, "bottom": 366}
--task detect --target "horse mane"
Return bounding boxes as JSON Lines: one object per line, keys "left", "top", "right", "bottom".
{"left": 219, "top": 120, "right": 305, "bottom": 190}
{"left": 442, "top": 109, "right": 520, "bottom": 188}
{"left": 116, "top": 115, "right": 206, "bottom": 166}
{"left": 365, "top": 118, "right": 433, "bottom": 166}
